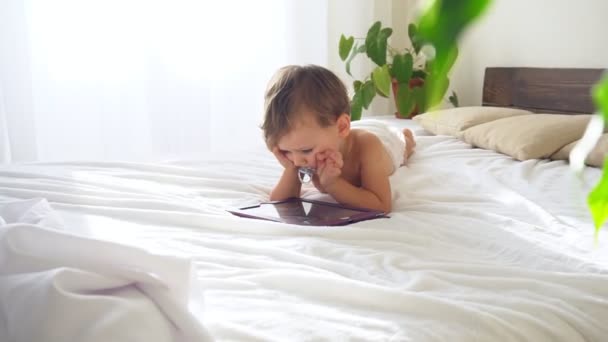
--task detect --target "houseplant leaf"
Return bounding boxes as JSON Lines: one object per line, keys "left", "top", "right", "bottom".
{"left": 372, "top": 65, "right": 391, "bottom": 97}
{"left": 353, "top": 80, "right": 363, "bottom": 93}
{"left": 345, "top": 43, "right": 359, "bottom": 76}
{"left": 381, "top": 28, "right": 393, "bottom": 39}
{"left": 396, "top": 84, "right": 415, "bottom": 118}
{"left": 350, "top": 91, "right": 363, "bottom": 121}
{"left": 392, "top": 53, "right": 413, "bottom": 84}
{"left": 412, "top": 85, "right": 426, "bottom": 113}
{"left": 365, "top": 21, "right": 391, "bottom": 66}
{"left": 365, "top": 21, "right": 381, "bottom": 65}
{"left": 416, "top": 0, "right": 491, "bottom": 111}
{"left": 412, "top": 69, "right": 427, "bottom": 80}
{"left": 445, "top": 46, "right": 459, "bottom": 73}
{"left": 408, "top": 23, "right": 422, "bottom": 54}
{"left": 448, "top": 90, "right": 459, "bottom": 107}
{"left": 361, "top": 81, "right": 376, "bottom": 109}
{"left": 588, "top": 158, "right": 608, "bottom": 239}
{"left": 588, "top": 74, "right": 608, "bottom": 237}
{"left": 426, "top": 75, "right": 450, "bottom": 108}
{"left": 408, "top": 23, "right": 417, "bottom": 41}
{"left": 416, "top": 0, "right": 492, "bottom": 59}
{"left": 427, "top": 45, "right": 459, "bottom": 79}
{"left": 593, "top": 74, "right": 608, "bottom": 122}
{"left": 377, "top": 28, "right": 392, "bottom": 65}
{"left": 339, "top": 35, "right": 355, "bottom": 61}
{"left": 345, "top": 44, "right": 366, "bottom": 76}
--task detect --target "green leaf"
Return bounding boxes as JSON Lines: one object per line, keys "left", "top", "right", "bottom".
{"left": 593, "top": 74, "right": 608, "bottom": 122}
{"left": 427, "top": 76, "right": 450, "bottom": 108}
{"left": 412, "top": 85, "right": 427, "bottom": 113}
{"left": 416, "top": 0, "right": 492, "bottom": 60}
{"left": 444, "top": 46, "right": 459, "bottom": 74}
{"left": 412, "top": 69, "right": 427, "bottom": 79}
{"left": 412, "top": 38, "right": 423, "bottom": 54}
{"left": 588, "top": 157, "right": 608, "bottom": 239}
{"left": 408, "top": 23, "right": 417, "bottom": 41}
{"left": 448, "top": 90, "right": 459, "bottom": 107}
{"left": 372, "top": 65, "right": 391, "bottom": 97}
{"left": 353, "top": 80, "right": 363, "bottom": 93}
{"left": 408, "top": 23, "right": 423, "bottom": 53}
{"left": 415, "top": 0, "right": 492, "bottom": 113}
{"left": 350, "top": 91, "right": 363, "bottom": 121}
{"left": 381, "top": 27, "right": 393, "bottom": 39}
{"left": 361, "top": 81, "right": 376, "bottom": 109}
{"left": 392, "top": 53, "right": 413, "bottom": 84}
{"left": 365, "top": 21, "right": 381, "bottom": 63}
{"left": 339, "top": 34, "right": 355, "bottom": 61}
{"left": 345, "top": 44, "right": 368, "bottom": 76}
{"left": 396, "top": 84, "right": 415, "bottom": 118}
{"left": 365, "top": 21, "right": 391, "bottom": 66}
{"left": 378, "top": 28, "right": 392, "bottom": 61}
{"left": 345, "top": 43, "right": 358, "bottom": 76}
{"left": 589, "top": 74, "right": 608, "bottom": 238}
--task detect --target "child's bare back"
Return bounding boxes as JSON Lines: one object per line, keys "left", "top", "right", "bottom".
{"left": 314, "top": 126, "right": 415, "bottom": 190}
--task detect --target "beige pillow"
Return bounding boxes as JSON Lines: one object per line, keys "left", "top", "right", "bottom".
{"left": 461, "top": 114, "right": 591, "bottom": 161}
{"left": 551, "top": 133, "right": 608, "bottom": 167}
{"left": 413, "top": 106, "right": 532, "bottom": 136}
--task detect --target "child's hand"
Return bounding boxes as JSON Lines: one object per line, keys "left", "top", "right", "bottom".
{"left": 272, "top": 146, "right": 296, "bottom": 170}
{"left": 316, "top": 149, "right": 343, "bottom": 188}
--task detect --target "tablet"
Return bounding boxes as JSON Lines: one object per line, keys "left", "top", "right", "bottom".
{"left": 228, "top": 197, "right": 388, "bottom": 226}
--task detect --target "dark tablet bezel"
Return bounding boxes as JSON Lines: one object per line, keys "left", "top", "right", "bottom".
{"left": 228, "top": 197, "right": 388, "bottom": 226}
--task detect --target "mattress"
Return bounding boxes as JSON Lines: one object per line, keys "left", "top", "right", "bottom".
{"left": 1, "top": 116, "right": 607, "bottom": 342}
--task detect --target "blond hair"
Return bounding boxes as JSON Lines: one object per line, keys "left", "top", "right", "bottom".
{"left": 261, "top": 65, "right": 350, "bottom": 147}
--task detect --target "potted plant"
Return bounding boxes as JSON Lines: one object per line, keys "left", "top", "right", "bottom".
{"left": 339, "top": 21, "right": 459, "bottom": 120}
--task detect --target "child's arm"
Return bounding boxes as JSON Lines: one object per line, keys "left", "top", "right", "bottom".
{"left": 317, "top": 142, "right": 392, "bottom": 212}
{"left": 270, "top": 167, "right": 302, "bottom": 201}
{"left": 324, "top": 177, "right": 391, "bottom": 213}
{"left": 269, "top": 147, "right": 302, "bottom": 201}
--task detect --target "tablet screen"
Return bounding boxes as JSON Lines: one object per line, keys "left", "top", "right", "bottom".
{"left": 232, "top": 198, "right": 382, "bottom": 225}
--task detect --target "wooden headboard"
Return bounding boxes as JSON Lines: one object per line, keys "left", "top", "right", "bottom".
{"left": 482, "top": 67, "right": 605, "bottom": 114}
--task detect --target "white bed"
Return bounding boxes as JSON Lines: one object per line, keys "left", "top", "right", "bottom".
{"left": 3, "top": 66, "right": 608, "bottom": 341}
{"left": 2, "top": 112, "right": 608, "bottom": 341}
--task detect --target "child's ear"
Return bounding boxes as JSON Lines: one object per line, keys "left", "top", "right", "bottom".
{"left": 336, "top": 113, "right": 351, "bottom": 138}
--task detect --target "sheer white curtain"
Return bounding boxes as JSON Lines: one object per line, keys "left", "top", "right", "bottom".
{"left": 0, "top": 0, "right": 330, "bottom": 162}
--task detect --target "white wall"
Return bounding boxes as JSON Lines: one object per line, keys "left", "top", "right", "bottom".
{"left": 327, "top": 0, "right": 374, "bottom": 83}
{"left": 451, "top": 0, "right": 608, "bottom": 106}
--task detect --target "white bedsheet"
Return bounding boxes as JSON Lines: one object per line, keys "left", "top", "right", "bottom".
{"left": 1, "top": 117, "right": 607, "bottom": 341}
{"left": 0, "top": 198, "right": 211, "bottom": 342}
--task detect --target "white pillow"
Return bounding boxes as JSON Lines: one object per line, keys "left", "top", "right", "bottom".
{"left": 413, "top": 106, "right": 532, "bottom": 136}
{"left": 551, "top": 133, "right": 608, "bottom": 167}
{"left": 461, "top": 114, "right": 591, "bottom": 160}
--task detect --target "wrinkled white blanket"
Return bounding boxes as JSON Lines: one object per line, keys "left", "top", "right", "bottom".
{"left": 0, "top": 117, "right": 607, "bottom": 341}
{"left": 0, "top": 198, "right": 210, "bottom": 342}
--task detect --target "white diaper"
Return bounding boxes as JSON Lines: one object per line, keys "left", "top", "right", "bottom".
{"left": 351, "top": 119, "right": 407, "bottom": 174}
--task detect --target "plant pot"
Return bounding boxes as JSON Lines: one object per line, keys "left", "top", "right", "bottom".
{"left": 392, "top": 77, "right": 424, "bottom": 119}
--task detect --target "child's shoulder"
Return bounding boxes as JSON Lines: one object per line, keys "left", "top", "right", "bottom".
{"left": 349, "top": 128, "right": 386, "bottom": 158}
{"left": 351, "top": 127, "right": 381, "bottom": 144}
{"left": 349, "top": 128, "right": 394, "bottom": 175}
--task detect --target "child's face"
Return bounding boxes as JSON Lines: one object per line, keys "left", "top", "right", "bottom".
{"left": 276, "top": 112, "right": 349, "bottom": 169}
